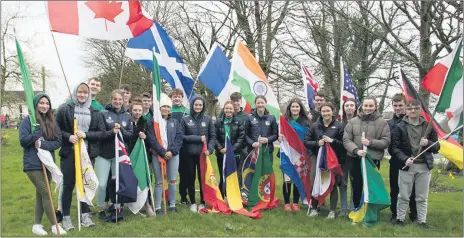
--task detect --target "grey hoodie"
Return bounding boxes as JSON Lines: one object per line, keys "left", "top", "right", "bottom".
{"left": 73, "top": 83, "right": 92, "bottom": 134}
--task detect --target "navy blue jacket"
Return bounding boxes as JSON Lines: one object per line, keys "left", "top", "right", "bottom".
{"left": 245, "top": 109, "right": 278, "bottom": 153}
{"left": 20, "top": 116, "right": 62, "bottom": 172}
{"left": 304, "top": 117, "right": 344, "bottom": 161}
{"left": 99, "top": 104, "right": 133, "bottom": 159}
{"left": 147, "top": 115, "right": 183, "bottom": 157}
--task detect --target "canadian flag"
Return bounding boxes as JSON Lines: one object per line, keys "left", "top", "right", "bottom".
{"left": 47, "top": 1, "right": 153, "bottom": 40}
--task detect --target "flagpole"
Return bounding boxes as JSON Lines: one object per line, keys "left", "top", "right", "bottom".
{"left": 118, "top": 41, "right": 129, "bottom": 88}
{"left": 73, "top": 120, "right": 82, "bottom": 231}
{"left": 141, "top": 139, "right": 156, "bottom": 217}
{"left": 42, "top": 163, "right": 60, "bottom": 236}
{"left": 181, "top": 77, "right": 199, "bottom": 115}
{"left": 160, "top": 159, "right": 168, "bottom": 216}
{"left": 114, "top": 134, "right": 119, "bottom": 224}
{"left": 339, "top": 57, "right": 344, "bottom": 118}
{"left": 361, "top": 132, "right": 368, "bottom": 227}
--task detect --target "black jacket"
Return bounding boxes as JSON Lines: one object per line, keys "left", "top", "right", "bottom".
{"left": 56, "top": 102, "right": 105, "bottom": 158}
{"left": 387, "top": 113, "right": 405, "bottom": 165}
{"left": 180, "top": 95, "right": 216, "bottom": 155}
{"left": 304, "top": 117, "right": 344, "bottom": 161}
{"left": 147, "top": 115, "right": 183, "bottom": 157}
{"left": 99, "top": 104, "right": 133, "bottom": 159}
{"left": 214, "top": 115, "right": 246, "bottom": 154}
{"left": 127, "top": 116, "right": 149, "bottom": 155}
{"left": 391, "top": 117, "right": 440, "bottom": 171}
{"left": 245, "top": 109, "right": 278, "bottom": 153}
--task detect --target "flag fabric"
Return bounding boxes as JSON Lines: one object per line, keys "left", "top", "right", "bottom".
{"left": 126, "top": 138, "right": 149, "bottom": 214}
{"left": 311, "top": 144, "right": 343, "bottom": 206}
{"left": 74, "top": 139, "right": 98, "bottom": 205}
{"left": 199, "top": 143, "right": 232, "bottom": 214}
{"left": 73, "top": 120, "right": 86, "bottom": 205}
{"left": 47, "top": 1, "right": 152, "bottom": 40}
{"left": 338, "top": 59, "right": 360, "bottom": 118}
{"left": 240, "top": 148, "right": 259, "bottom": 203}
{"left": 16, "top": 39, "right": 63, "bottom": 188}
{"left": 115, "top": 133, "right": 138, "bottom": 203}
{"left": 224, "top": 137, "right": 262, "bottom": 219}
{"left": 126, "top": 21, "right": 194, "bottom": 106}
{"left": 348, "top": 153, "right": 390, "bottom": 227}
{"left": 428, "top": 39, "right": 462, "bottom": 131}
{"left": 219, "top": 40, "right": 281, "bottom": 118}
{"left": 279, "top": 116, "right": 311, "bottom": 204}
{"left": 400, "top": 68, "right": 463, "bottom": 169}
{"left": 300, "top": 63, "right": 320, "bottom": 111}
{"left": 247, "top": 145, "right": 280, "bottom": 212}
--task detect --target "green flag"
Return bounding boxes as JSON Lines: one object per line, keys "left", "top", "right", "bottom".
{"left": 15, "top": 39, "right": 36, "bottom": 131}
{"left": 127, "top": 138, "right": 150, "bottom": 214}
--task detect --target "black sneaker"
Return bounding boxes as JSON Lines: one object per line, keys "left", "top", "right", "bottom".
{"left": 55, "top": 210, "right": 63, "bottom": 223}
{"left": 110, "top": 207, "right": 124, "bottom": 223}
{"left": 417, "top": 222, "right": 429, "bottom": 229}
{"left": 180, "top": 199, "right": 190, "bottom": 205}
{"left": 390, "top": 214, "right": 397, "bottom": 224}
{"left": 169, "top": 207, "right": 177, "bottom": 213}
{"left": 395, "top": 220, "right": 405, "bottom": 227}
{"left": 99, "top": 211, "right": 107, "bottom": 221}
{"left": 155, "top": 209, "right": 165, "bottom": 215}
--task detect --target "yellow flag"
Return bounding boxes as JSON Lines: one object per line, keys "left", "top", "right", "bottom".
{"left": 74, "top": 119, "right": 85, "bottom": 200}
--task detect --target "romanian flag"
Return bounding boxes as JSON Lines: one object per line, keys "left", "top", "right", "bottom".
{"left": 349, "top": 153, "right": 390, "bottom": 227}
{"left": 199, "top": 143, "right": 231, "bottom": 214}
{"left": 311, "top": 144, "right": 342, "bottom": 206}
{"left": 400, "top": 68, "right": 463, "bottom": 169}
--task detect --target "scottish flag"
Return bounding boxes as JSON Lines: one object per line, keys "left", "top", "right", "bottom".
{"left": 126, "top": 21, "right": 194, "bottom": 104}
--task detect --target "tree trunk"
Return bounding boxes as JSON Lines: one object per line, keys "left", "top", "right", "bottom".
{"left": 419, "top": 1, "right": 433, "bottom": 108}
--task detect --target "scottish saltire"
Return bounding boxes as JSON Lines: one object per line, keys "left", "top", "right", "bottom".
{"left": 400, "top": 68, "right": 463, "bottom": 169}
{"left": 115, "top": 133, "right": 138, "bottom": 203}
{"left": 301, "top": 63, "right": 320, "bottom": 111}
{"left": 241, "top": 148, "right": 259, "bottom": 202}
{"left": 16, "top": 39, "right": 63, "bottom": 188}
{"left": 428, "top": 39, "right": 462, "bottom": 131}
{"left": 311, "top": 144, "right": 342, "bottom": 206}
{"left": 279, "top": 116, "right": 311, "bottom": 204}
{"left": 224, "top": 137, "right": 262, "bottom": 219}
{"left": 219, "top": 40, "right": 281, "bottom": 118}
{"left": 338, "top": 58, "right": 360, "bottom": 118}
{"left": 126, "top": 138, "right": 149, "bottom": 214}
{"left": 248, "top": 145, "right": 280, "bottom": 212}
{"left": 349, "top": 153, "right": 390, "bottom": 227}
{"left": 126, "top": 21, "right": 194, "bottom": 105}
{"left": 199, "top": 143, "right": 232, "bottom": 214}
{"left": 47, "top": 1, "right": 152, "bottom": 40}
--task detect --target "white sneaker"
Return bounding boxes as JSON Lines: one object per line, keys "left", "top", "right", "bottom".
{"left": 327, "top": 211, "right": 335, "bottom": 219}
{"left": 32, "top": 224, "right": 48, "bottom": 236}
{"left": 51, "top": 224, "right": 67, "bottom": 235}
{"left": 198, "top": 204, "right": 205, "bottom": 212}
{"left": 190, "top": 204, "right": 198, "bottom": 213}
{"left": 81, "top": 213, "right": 96, "bottom": 227}
{"left": 309, "top": 209, "right": 319, "bottom": 217}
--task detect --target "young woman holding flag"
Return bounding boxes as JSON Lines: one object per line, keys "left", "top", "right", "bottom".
{"left": 214, "top": 101, "right": 246, "bottom": 198}
{"left": 20, "top": 93, "right": 66, "bottom": 235}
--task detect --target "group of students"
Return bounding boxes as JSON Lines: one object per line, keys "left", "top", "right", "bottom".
{"left": 20, "top": 77, "right": 438, "bottom": 236}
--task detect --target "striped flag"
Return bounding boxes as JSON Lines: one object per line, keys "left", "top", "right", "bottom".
{"left": 300, "top": 63, "right": 320, "bottom": 111}
{"left": 338, "top": 58, "right": 360, "bottom": 118}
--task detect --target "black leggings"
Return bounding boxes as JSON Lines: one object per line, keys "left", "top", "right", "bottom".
{"left": 282, "top": 181, "right": 300, "bottom": 204}
{"left": 216, "top": 153, "right": 241, "bottom": 198}
{"left": 60, "top": 154, "right": 90, "bottom": 216}
{"left": 186, "top": 154, "right": 204, "bottom": 204}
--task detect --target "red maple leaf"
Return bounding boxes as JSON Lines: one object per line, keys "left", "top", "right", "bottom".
{"left": 85, "top": 1, "right": 124, "bottom": 23}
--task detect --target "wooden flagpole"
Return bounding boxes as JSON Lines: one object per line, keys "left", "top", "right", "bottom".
{"left": 42, "top": 163, "right": 60, "bottom": 236}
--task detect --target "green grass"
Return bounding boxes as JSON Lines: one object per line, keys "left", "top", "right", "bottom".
{"left": 1, "top": 129, "right": 463, "bottom": 236}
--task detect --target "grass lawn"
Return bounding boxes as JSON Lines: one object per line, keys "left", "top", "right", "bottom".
{"left": 1, "top": 129, "right": 462, "bottom": 236}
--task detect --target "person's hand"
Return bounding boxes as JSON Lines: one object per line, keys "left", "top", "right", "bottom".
{"left": 420, "top": 138, "right": 428, "bottom": 146}
{"left": 357, "top": 150, "right": 366, "bottom": 157}
{"left": 318, "top": 139, "right": 325, "bottom": 146}
{"left": 69, "top": 135, "right": 78, "bottom": 144}
{"left": 201, "top": 135, "right": 206, "bottom": 142}
{"left": 204, "top": 150, "right": 210, "bottom": 156}
{"left": 165, "top": 152, "right": 173, "bottom": 160}
{"left": 278, "top": 134, "right": 284, "bottom": 143}
{"left": 258, "top": 137, "right": 268, "bottom": 144}
{"left": 220, "top": 148, "right": 227, "bottom": 154}
{"left": 35, "top": 140, "right": 41, "bottom": 149}
{"left": 322, "top": 135, "right": 333, "bottom": 143}
{"left": 139, "top": 132, "right": 146, "bottom": 140}
{"left": 252, "top": 142, "right": 260, "bottom": 148}
{"left": 76, "top": 131, "right": 86, "bottom": 139}
{"left": 361, "top": 138, "right": 370, "bottom": 146}
{"left": 113, "top": 123, "right": 120, "bottom": 134}
{"left": 406, "top": 157, "right": 414, "bottom": 166}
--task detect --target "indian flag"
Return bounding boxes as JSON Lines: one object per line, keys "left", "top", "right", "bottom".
{"left": 422, "top": 39, "right": 463, "bottom": 131}
{"left": 218, "top": 40, "right": 281, "bottom": 118}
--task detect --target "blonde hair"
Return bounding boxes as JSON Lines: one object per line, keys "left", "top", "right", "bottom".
{"left": 110, "top": 89, "right": 124, "bottom": 99}
{"left": 77, "top": 84, "right": 89, "bottom": 93}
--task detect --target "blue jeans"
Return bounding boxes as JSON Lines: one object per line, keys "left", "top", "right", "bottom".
{"left": 153, "top": 155, "right": 179, "bottom": 209}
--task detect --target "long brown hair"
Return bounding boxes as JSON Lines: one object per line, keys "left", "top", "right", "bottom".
{"left": 35, "top": 97, "right": 57, "bottom": 140}
{"left": 284, "top": 98, "right": 310, "bottom": 126}
{"left": 342, "top": 98, "right": 358, "bottom": 124}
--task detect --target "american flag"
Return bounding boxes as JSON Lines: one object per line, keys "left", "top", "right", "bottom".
{"left": 338, "top": 60, "right": 360, "bottom": 118}
{"left": 300, "top": 63, "right": 320, "bottom": 111}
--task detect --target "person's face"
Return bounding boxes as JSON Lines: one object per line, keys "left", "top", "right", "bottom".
{"left": 88, "top": 79, "right": 101, "bottom": 96}
{"left": 362, "top": 99, "right": 376, "bottom": 115}
{"left": 224, "top": 103, "right": 234, "bottom": 118}
{"left": 320, "top": 106, "right": 333, "bottom": 121}
{"left": 142, "top": 97, "right": 152, "bottom": 110}
{"left": 131, "top": 104, "right": 143, "bottom": 120}
{"left": 255, "top": 98, "right": 266, "bottom": 111}
{"left": 290, "top": 102, "right": 301, "bottom": 117}
{"left": 344, "top": 101, "right": 356, "bottom": 115}
{"left": 123, "top": 90, "right": 132, "bottom": 103}
{"left": 160, "top": 105, "right": 171, "bottom": 117}
{"left": 112, "top": 93, "right": 123, "bottom": 110}
{"left": 77, "top": 87, "right": 89, "bottom": 104}
{"left": 314, "top": 96, "right": 326, "bottom": 111}
{"left": 171, "top": 94, "right": 183, "bottom": 106}
{"left": 193, "top": 100, "right": 203, "bottom": 113}
{"left": 392, "top": 100, "right": 406, "bottom": 116}
{"left": 232, "top": 99, "right": 242, "bottom": 112}
{"left": 37, "top": 97, "right": 50, "bottom": 114}
{"left": 406, "top": 104, "right": 421, "bottom": 119}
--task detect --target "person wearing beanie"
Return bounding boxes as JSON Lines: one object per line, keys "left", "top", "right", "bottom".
{"left": 147, "top": 93, "right": 183, "bottom": 214}
{"left": 19, "top": 92, "right": 67, "bottom": 235}
{"left": 55, "top": 83, "right": 105, "bottom": 230}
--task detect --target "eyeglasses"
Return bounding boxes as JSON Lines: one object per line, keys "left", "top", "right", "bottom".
{"left": 406, "top": 106, "right": 421, "bottom": 111}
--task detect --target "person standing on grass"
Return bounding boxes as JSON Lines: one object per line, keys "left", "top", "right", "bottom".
{"left": 343, "top": 96, "right": 390, "bottom": 224}
{"left": 214, "top": 101, "right": 246, "bottom": 198}
{"left": 95, "top": 89, "right": 133, "bottom": 222}
{"left": 55, "top": 83, "right": 105, "bottom": 231}
{"left": 20, "top": 92, "right": 67, "bottom": 236}
{"left": 278, "top": 98, "right": 311, "bottom": 212}
{"left": 304, "top": 102, "right": 344, "bottom": 218}
{"left": 388, "top": 93, "right": 417, "bottom": 223}
{"left": 391, "top": 99, "right": 439, "bottom": 229}
{"left": 141, "top": 92, "right": 153, "bottom": 121}
{"left": 180, "top": 94, "right": 216, "bottom": 213}
{"left": 127, "top": 98, "right": 155, "bottom": 217}
{"left": 148, "top": 94, "right": 183, "bottom": 214}
{"left": 229, "top": 92, "right": 249, "bottom": 188}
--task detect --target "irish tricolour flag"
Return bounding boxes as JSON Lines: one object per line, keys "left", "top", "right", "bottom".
{"left": 218, "top": 40, "right": 281, "bottom": 118}
{"left": 422, "top": 39, "right": 463, "bottom": 131}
